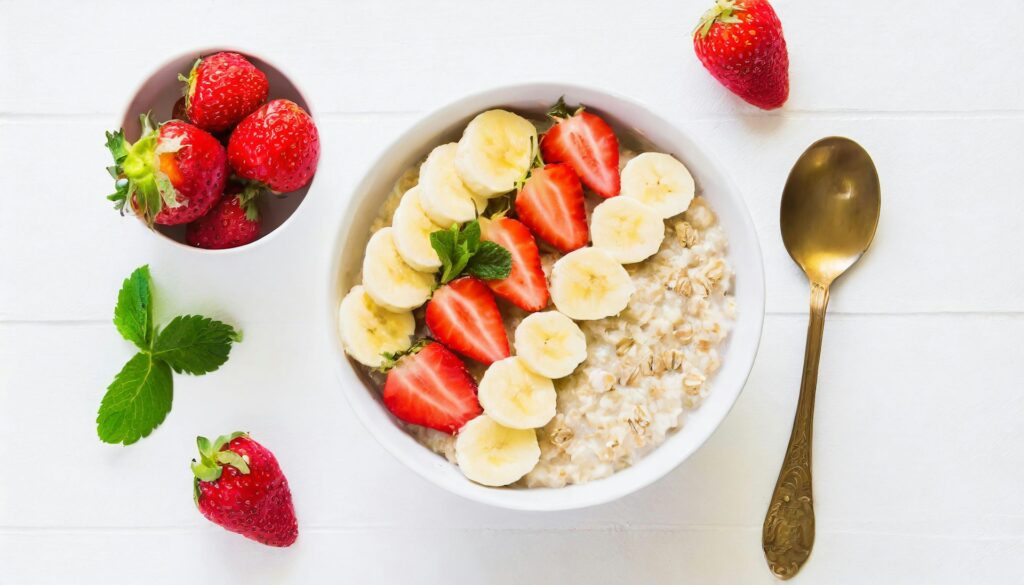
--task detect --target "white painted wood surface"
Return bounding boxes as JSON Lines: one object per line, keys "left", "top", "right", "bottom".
{"left": 2, "top": 0, "right": 1022, "bottom": 582}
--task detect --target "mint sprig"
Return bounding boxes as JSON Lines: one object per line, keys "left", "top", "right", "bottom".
{"left": 430, "top": 220, "right": 512, "bottom": 285}
{"left": 97, "top": 266, "right": 241, "bottom": 446}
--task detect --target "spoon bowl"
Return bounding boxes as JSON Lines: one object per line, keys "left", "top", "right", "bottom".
{"left": 781, "top": 137, "right": 880, "bottom": 284}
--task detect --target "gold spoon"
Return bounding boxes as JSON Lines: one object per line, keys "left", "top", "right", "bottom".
{"left": 762, "top": 137, "right": 880, "bottom": 579}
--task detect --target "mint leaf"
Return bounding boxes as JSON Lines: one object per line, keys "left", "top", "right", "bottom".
{"left": 450, "top": 239, "right": 472, "bottom": 282}
{"left": 466, "top": 241, "right": 512, "bottom": 280}
{"left": 461, "top": 220, "right": 481, "bottom": 253}
{"left": 96, "top": 352, "right": 173, "bottom": 445}
{"left": 430, "top": 220, "right": 501, "bottom": 284}
{"left": 430, "top": 225, "right": 459, "bottom": 283}
{"left": 152, "top": 315, "right": 240, "bottom": 375}
{"left": 113, "top": 265, "right": 153, "bottom": 349}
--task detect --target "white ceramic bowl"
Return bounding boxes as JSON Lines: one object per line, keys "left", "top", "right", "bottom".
{"left": 119, "top": 48, "right": 316, "bottom": 253}
{"left": 328, "top": 83, "right": 764, "bottom": 511}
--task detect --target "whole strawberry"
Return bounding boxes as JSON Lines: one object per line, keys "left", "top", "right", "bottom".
{"left": 180, "top": 52, "right": 269, "bottom": 133}
{"left": 693, "top": 0, "right": 789, "bottom": 110}
{"left": 105, "top": 116, "right": 228, "bottom": 225}
{"left": 186, "top": 184, "right": 262, "bottom": 249}
{"left": 228, "top": 99, "right": 320, "bottom": 194}
{"left": 192, "top": 432, "right": 298, "bottom": 547}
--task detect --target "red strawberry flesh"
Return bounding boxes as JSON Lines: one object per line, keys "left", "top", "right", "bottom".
{"left": 383, "top": 342, "right": 482, "bottom": 434}
{"left": 481, "top": 217, "right": 549, "bottom": 312}
{"left": 425, "top": 277, "right": 510, "bottom": 365}
{"left": 540, "top": 101, "right": 620, "bottom": 198}
{"left": 515, "top": 163, "right": 589, "bottom": 253}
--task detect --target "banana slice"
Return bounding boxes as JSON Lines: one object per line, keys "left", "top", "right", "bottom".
{"left": 478, "top": 357, "right": 557, "bottom": 429}
{"left": 514, "top": 311, "right": 587, "bottom": 379}
{"left": 590, "top": 196, "right": 666, "bottom": 264}
{"left": 362, "top": 227, "right": 435, "bottom": 312}
{"left": 621, "top": 152, "right": 696, "bottom": 219}
{"left": 455, "top": 414, "right": 541, "bottom": 487}
{"left": 392, "top": 185, "right": 445, "bottom": 272}
{"left": 550, "top": 248, "right": 635, "bottom": 321}
{"left": 419, "top": 143, "right": 488, "bottom": 227}
{"left": 455, "top": 109, "right": 538, "bottom": 197}
{"left": 338, "top": 285, "right": 415, "bottom": 368}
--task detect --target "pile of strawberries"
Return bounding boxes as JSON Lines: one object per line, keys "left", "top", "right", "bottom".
{"left": 105, "top": 51, "right": 320, "bottom": 249}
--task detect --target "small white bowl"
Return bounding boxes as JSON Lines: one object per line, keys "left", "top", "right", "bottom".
{"left": 118, "top": 48, "right": 317, "bottom": 253}
{"left": 327, "top": 83, "right": 765, "bottom": 511}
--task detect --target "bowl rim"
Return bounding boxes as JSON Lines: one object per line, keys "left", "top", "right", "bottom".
{"left": 117, "top": 46, "right": 318, "bottom": 255}
{"left": 327, "top": 82, "right": 765, "bottom": 511}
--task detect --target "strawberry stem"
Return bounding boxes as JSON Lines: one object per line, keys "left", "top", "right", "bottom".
{"left": 234, "top": 181, "right": 264, "bottom": 222}
{"left": 546, "top": 96, "right": 585, "bottom": 120}
{"left": 547, "top": 96, "right": 571, "bottom": 119}
{"left": 106, "top": 114, "right": 181, "bottom": 226}
{"left": 377, "top": 338, "right": 430, "bottom": 373}
{"left": 191, "top": 432, "right": 249, "bottom": 506}
{"left": 513, "top": 135, "right": 544, "bottom": 192}
{"left": 179, "top": 57, "right": 202, "bottom": 110}
{"left": 191, "top": 433, "right": 249, "bottom": 481}
{"left": 695, "top": 0, "right": 746, "bottom": 37}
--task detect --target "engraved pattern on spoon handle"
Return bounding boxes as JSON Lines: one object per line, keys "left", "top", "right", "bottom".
{"left": 763, "top": 281, "right": 830, "bottom": 580}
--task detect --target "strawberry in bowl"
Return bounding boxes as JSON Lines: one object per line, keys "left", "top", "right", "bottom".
{"left": 180, "top": 51, "right": 269, "bottom": 133}
{"left": 186, "top": 182, "right": 262, "bottom": 249}
{"left": 228, "top": 98, "right": 320, "bottom": 195}
{"left": 331, "top": 87, "right": 763, "bottom": 509}
{"left": 105, "top": 116, "right": 227, "bottom": 225}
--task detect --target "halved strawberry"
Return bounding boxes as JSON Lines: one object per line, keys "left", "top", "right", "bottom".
{"left": 382, "top": 342, "right": 481, "bottom": 434}
{"left": 481, "top": 217, "right": 549, "bottom": 312}
{"left": 426, "top": 277, "right": 510, "bottom": 365}
{"left": 515, "top": 163, "right": 588, "bottom": 253}
{"left": 540, "top": 98, "right": 620, "bottom": 198}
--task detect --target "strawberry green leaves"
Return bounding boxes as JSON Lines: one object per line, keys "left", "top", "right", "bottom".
{"left": 191, "top": 432, "right": 250, "bottom": 483}
{"left": 104, "top": 114, "right": 178, "bottom": 225}
{"left": 105, "top": 129, "right": 131, "bottom": 214}
{"left": 98, "top": 266, "right": 241, "bottom": 446}
{"left": 696, "top": 0, "right": 746, "bottom": 37}
{"left": 430, "top": 219, "right": 512, "bottom": 285}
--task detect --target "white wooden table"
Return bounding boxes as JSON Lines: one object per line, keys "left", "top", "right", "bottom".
{"left": 2, "top": 0, "right": 1023, "bottom": 582}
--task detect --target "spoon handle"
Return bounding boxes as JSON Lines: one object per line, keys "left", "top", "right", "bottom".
{"left": 763, "top": 281, "right": 830, "bottom": 579}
